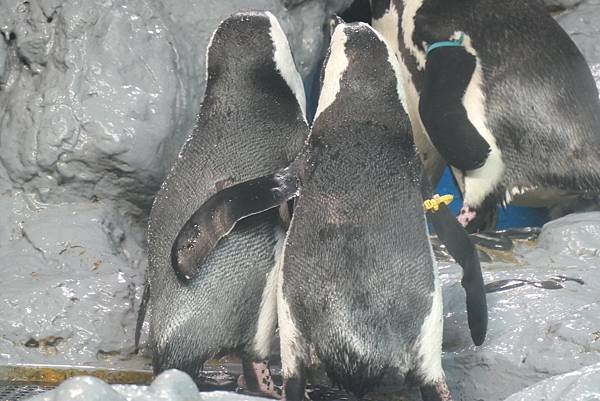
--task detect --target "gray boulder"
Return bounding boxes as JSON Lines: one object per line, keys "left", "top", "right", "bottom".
{"left": 557, "top": 0, "right": 600, "bottom": 93}
{"left": 0, "top": 197, "right": 147, "bottom": 365}
{"left": 0, "top": 0, "right": 350, "bottom": 209}
{"left": 441, "top": 213, "right": 600, "bottom": 401}
{"left": 503, "top": 363, "right": 600, "bottom": 401}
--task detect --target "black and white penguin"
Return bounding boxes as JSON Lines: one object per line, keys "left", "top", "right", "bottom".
{"left": 276, "top": 22, "right": 461, "bottom": 401}
{"left": 172, "top": 21, "right": 486, "bottom": 401}
{"left": 371, "top": 0, "right": 600, "bottom": 232}
{"left": 145, "top": 11, "right": 309, "bottom": 396}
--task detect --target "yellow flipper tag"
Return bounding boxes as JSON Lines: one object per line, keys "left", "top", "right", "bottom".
{"left": 423, "top": 194, "right": 454, "bottom": 212}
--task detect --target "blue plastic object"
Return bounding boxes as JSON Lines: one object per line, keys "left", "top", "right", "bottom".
{"left": 426, "top": 32, "right": 465, "bottom": 55}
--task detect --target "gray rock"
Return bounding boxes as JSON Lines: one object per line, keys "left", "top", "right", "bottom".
{"left": 545, "top": 0, "right": 584, "bottom": 11}
{"left": 19, "top": 212, "right": 600, "bottom": 399}
{"left": 0, "top": 0, "right": 188, "bottom": 208}
{"left": 557, "top": 0, "right": 600, "bottom": 93}
{"left": 503, "top": 363, "right": 600, "bottom": 401}
{"left": 538, "top": 212, "right": 600, "bottom": 257}
{"left": 0, "top": 0, "right": 352, "bottom": 209}
{"left": 441, "top": 212, "right": 600, "bottom": 401}
{"left": 0, "top": 196, "right": 146, "bottom": 366}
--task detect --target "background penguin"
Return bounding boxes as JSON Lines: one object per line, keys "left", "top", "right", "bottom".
{"left": 144, "top": 11, "right": 309, "bottom": 397}
{"left": 371, "top": 0, "right": 600, "bottom": 232}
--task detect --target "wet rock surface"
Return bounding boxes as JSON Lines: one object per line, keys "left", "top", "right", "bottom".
{"left": 0, "top": 0, "right": 352, "bottom": 367}
{"left": 16, "top": 212, "right": 600, "bottom": 400}
{"left": 0, "top": 0, "right": 352, "bottom": 209}
{"left": 557, "top": 0, "right": 600, "bottom": 93}
{"left": 503, "top": 363, "right": 600, "bottom": 401}
{"left": 440, "top": 212, "right": 600, "bottom": 401}
{"left": 0, "top": 195, "right": 147, "bottom": 366}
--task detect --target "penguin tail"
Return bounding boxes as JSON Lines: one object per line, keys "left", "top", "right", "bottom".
{"left": 315, "top": 330, "right": 387, "bottom": 397}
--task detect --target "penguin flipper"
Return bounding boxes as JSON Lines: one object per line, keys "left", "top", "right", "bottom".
{"left": 428, "top": 203, "right": 488, "bottom": 346}
{"left": 171, "top": 168, "right": 299, "bottom": 282}
{"left": 419, "top": 45, "right": 491, "bottom": 171}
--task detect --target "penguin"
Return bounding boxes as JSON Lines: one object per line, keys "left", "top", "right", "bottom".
{"left": 172, "top": 21, "right": 487, "bottom": 401}
{"left": 145, "top": 11, "right": 309, "bottom": 397}
{"left": 370, "top": 0, "right": 600, "bottom": 232}
{"left": 275, "top": 22, "right": 462, "bottom": 401}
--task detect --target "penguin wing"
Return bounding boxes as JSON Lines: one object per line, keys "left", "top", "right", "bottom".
{"left": 419, "top": 46, "right": 490, "bottom": 171}
{"left": 428, "top": 203, "right": 488, "bottom": 345}
{"left": 171, "top": 168, "right": 299, "bottom": 282}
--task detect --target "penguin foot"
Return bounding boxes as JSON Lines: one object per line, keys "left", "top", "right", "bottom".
{"left": 238, "top": 360, "right": 283, "bottom": 399}
{"left": 457, "top": 205, "right": 476, "bottom": 227}
{"left": 420, "top": 380, "right": 453, "bottom": 401}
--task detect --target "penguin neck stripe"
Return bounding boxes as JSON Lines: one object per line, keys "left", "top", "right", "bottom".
{"left": 426, "top": 33, "right": 465, "bottom": 55}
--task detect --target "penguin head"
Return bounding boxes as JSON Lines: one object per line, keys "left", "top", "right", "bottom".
{"left": 315, "top": 22, "right": 407, "bottom": 123}
{"left": 205, "top": 11, "right": 306, "bottom": 114}
{"left": 207, "top": 12, "right": 275, "bottom": 73}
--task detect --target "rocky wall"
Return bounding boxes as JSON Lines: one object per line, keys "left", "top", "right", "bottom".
{"left": 557, "top": 0, "right": 600, "bottom": 94}
{"left": 0, "top": 0, "right": 352, "bottom": 367}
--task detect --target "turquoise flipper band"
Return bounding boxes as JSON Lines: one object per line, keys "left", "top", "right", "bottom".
{"left": 426, "top": 32, "right": 465, "bottom": 55}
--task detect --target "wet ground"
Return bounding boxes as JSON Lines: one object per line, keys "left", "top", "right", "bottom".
{"left": 3, "top": 212, "right": 600, "bottom": 401}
